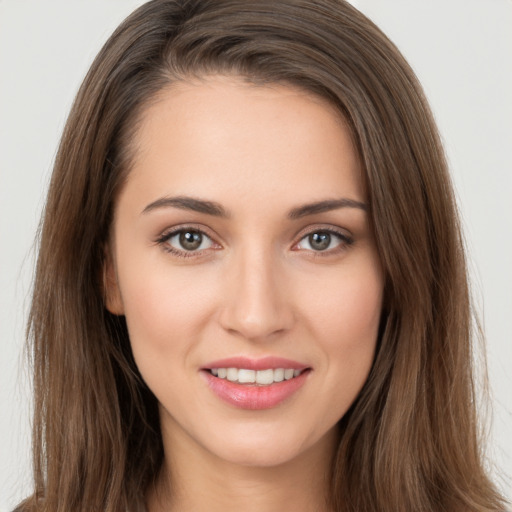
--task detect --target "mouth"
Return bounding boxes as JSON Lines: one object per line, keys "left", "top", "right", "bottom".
{"left": 201, "top": 357, "right": 311, "bottom": 410}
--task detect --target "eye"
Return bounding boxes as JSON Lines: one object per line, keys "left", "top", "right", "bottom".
{"left": 295, "top": 229, "right": 352, "bottom": 253}
{"left": 157, "top": 228, "right": 216, "bottom": 255}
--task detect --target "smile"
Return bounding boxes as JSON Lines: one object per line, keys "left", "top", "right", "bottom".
{"left": 201, "top": 357, "right": 311, "bottom": 410}
{"left": 210, "top": 367, "right": 303, "bottom": 385}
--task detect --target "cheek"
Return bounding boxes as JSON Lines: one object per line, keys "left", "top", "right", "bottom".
{"left": 306, "top": 261, "right": 382, "bottom": 340}
{"left": 299, "top": 255, "right": 383, "bottom": 379}
{"left": 118, "top": 262, "right": 220, "bottom": 356}
{"left": 117, "top": 264, "right": 224, "bottom": 404}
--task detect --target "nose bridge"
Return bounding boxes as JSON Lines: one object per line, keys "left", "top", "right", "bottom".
{"left": 219, "top": 240, "right": 293, "bottom": 340}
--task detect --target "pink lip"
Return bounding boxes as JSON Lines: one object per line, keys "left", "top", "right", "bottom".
{"left": 200, "top": 356, "right": 311, "bottom": 410}
{"left": 202, "top": 356, "right": 308, "bottom": 371}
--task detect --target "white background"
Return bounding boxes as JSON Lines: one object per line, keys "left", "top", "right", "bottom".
{"left": 1, "top": 1, "right": 510, "bottom": 509}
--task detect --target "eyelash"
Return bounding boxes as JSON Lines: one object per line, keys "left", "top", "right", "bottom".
{"left": 154, "top": 225, "right": 354, "bottom": 259}
{"left": 154, "top": 225, "right": 219, "bottom": 258}
{"left": 293, "top": 226, "right": 354, "bottom": 257}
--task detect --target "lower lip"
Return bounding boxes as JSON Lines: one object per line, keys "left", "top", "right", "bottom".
{"left": 202, "top": 370, "right": 310, "bottom": 410}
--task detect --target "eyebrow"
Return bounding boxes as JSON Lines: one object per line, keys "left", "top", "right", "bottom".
{"left": 141, "top": 195, "right": 367, "bottom": 218}
{"left": 142, "top": 196, "right": 229, "bottom": 217}
{"left": 287, "top": 198, "right": 368, "bottom": 219}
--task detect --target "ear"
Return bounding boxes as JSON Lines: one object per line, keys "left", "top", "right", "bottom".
{"left": 102, "top": 247, "right": 125, "bottom": 315}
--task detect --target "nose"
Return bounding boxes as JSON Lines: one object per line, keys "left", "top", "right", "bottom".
{"left": 218, "top": 246, "right": 295, "bottom": 341}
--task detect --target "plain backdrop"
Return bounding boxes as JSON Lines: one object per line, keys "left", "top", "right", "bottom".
{"left": 1, "top": 1, "right": 511, "bottom": 509}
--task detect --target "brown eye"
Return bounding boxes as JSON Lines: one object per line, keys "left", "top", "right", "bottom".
{"left": 308, "top": 232, "right": 331, "bottom": 251}
{"left": 295, "top": 229, "right": 352, "bottom": 253}
{"left": 163, "top": 229, "right": 214, "bottom": 252}
{"left": 179, "top": 230, "right": 203, "bottom": 251}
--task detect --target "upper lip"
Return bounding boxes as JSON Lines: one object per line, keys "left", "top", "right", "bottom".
{"left": 202, "top": 356, "right": 309, "bottom": 371}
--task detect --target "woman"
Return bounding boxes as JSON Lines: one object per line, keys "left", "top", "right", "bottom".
{"left": 15, "top": 0, "right": 507, "bottom": 510}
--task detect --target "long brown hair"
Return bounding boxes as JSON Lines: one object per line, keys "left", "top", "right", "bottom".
{"left": 17, "top": 1, "right": 506, "bottom": 511}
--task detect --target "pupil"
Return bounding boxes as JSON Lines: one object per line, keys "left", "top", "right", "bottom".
{"left": 309, "top": 232, "right": 330, "bottom": 251}
{"left": 179, "top": 231, "right": 202, "bottom": 250}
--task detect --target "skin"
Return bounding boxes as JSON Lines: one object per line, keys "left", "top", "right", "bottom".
{"left": 105, "top": 76, "right": 384, "bottom": 511}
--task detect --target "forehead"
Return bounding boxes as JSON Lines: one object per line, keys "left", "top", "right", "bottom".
{"left": 120, "top": 76, "right": 365, "bottom": 215}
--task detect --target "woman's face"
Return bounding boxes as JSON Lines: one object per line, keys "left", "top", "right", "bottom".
{"left": 106, "top": 77, "right": 383, "bottom": 468}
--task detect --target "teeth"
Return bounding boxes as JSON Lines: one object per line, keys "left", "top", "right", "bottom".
{"left": 238, "top": 369, "right": 256, "bottom": 383}
{"left": 226, "top": 368, "right": 238, "bottom": 382}
{"left": 256, "top": 369, "right": 274, "bottom": 385}
{"left": 210, "top": 367, "right": 303, "bottom": 385}
{"left": 274, "top": 368, "right": 284, "bottom": 382}
{"left": 284, "top": 369, "right": 294, "bottom": 380}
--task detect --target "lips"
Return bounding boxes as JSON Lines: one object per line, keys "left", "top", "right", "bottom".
{"left": 201, "top": 356, "right": 311, "bottom": 410}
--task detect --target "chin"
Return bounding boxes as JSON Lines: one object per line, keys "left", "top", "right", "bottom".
{"left": 199, "top": 421, "right": 337, "bottom": 469}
